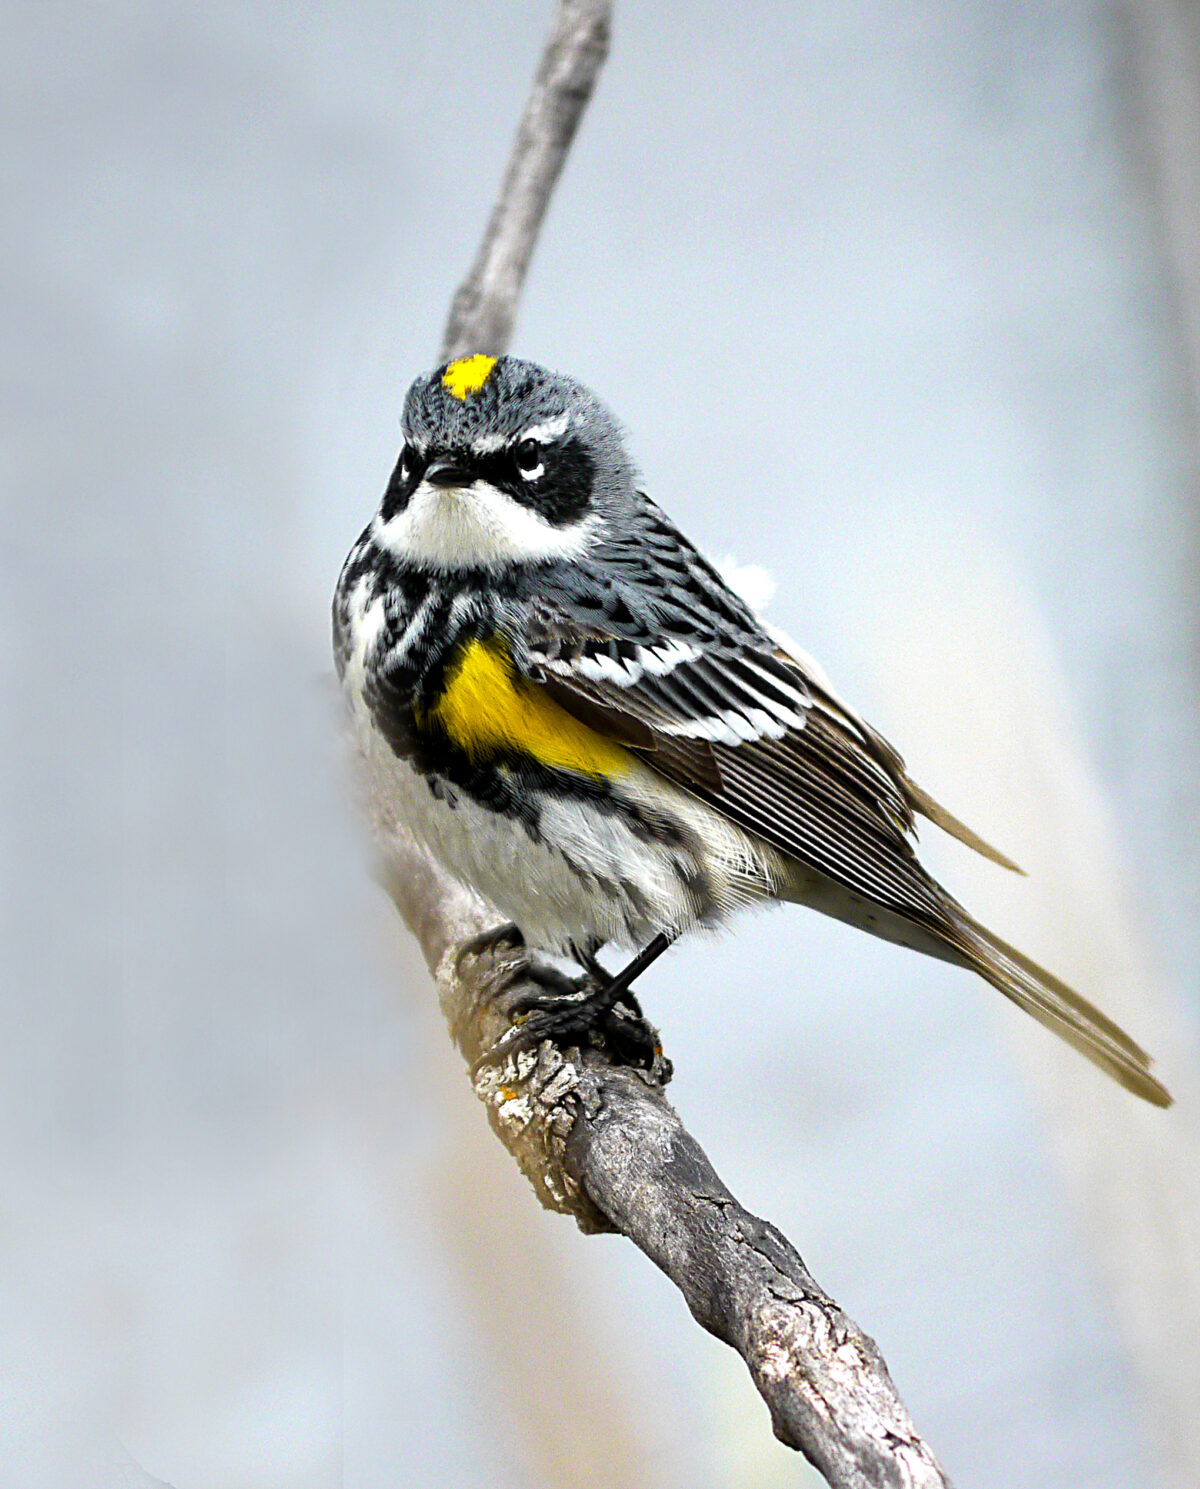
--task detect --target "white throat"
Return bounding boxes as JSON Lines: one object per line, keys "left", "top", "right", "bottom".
{"left": 373, "top": 479, "right": 600, "bottom": 567}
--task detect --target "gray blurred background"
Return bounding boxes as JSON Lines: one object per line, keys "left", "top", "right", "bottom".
{"left": 4, "top": 1, "right": 1200, "bottom": 1486}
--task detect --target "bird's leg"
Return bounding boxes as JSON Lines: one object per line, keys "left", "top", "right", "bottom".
{"left": 602, "top": 933, "right": 675, "bottom": 1004}
{"left": 505, "top": 933, "right": 676, "bottom": 1069}
{"left": 454, "top": 920, "right": 526, "bottom": 975}
{"left": 569, "top": 939, "right": 645, "bottom": 1022}
{"left": 568, "top": 939, "right": 639, "bottom": 1012}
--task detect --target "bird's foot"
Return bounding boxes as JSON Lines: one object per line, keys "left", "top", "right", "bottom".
{"left": 503, "top": 976, "right": 663, "bottom": 1071}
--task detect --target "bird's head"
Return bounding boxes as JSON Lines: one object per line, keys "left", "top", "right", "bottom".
{"left": 372, "top": 354, "right": 636, "bottom": 569}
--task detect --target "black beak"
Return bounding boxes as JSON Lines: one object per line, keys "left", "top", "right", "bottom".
{"left": 424, "top": 456, "right": 476, "bottom": 488}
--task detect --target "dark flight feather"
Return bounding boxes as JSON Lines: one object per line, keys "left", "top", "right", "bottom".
{"left": 508, "top": 593, "right": 1170, "bottom": 1107}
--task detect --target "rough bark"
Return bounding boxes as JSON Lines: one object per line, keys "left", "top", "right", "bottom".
{"left": 379, "top": 855, "right": 949, "bottom": 1488}
{"left": 375, "top": 3, "right": 953, "bottom": 1483}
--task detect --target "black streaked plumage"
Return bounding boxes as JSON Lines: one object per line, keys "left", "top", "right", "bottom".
{"left": 333, "top": 352, "right": 1172, "bottom": 1106}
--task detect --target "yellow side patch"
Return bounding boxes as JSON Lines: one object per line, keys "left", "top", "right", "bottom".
{"left": 442, "top": 353, "right": 498, "bottom": 400}
{"left": 427, "top": 638, "right": 629, "bottom": 780}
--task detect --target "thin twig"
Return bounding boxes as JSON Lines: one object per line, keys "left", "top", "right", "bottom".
{"left": 440, "top": 0, "right": 611, "bottom": 363}
{"left": 372, "top": 3, "right": 954, "bottom": 1484}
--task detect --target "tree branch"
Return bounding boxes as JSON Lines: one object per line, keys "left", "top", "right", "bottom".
{"left": 440, "top": 0, "right": 611, "bottom": 363}
{"left": 375, "top": 3, "right": 953, "bottom": 1484}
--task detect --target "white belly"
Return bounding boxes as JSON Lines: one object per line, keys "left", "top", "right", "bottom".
{"left": 349, "top": 709, "right": 783, "bottom": 954}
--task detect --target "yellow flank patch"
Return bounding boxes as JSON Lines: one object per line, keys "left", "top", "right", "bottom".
{"left": 442, "top": 353, "right": 498, "bottom": 400}
{"left": 427, "top": 638, "right": 630, "bottom": 780}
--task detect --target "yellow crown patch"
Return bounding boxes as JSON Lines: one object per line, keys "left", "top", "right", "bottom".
{"left": 442, "top": 353, "right": 498, "bottom": 400}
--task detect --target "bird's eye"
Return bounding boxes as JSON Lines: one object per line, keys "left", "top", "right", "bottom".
{"left": 399, "top": 444, "right": 415, "bottom": 479}
{"left": 514, "top": 439, "right": 544, "bottom": 479}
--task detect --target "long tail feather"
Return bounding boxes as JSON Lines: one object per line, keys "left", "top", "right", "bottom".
{"left": 953, "top": 915, "right": 1172, "bottom": 1107}
{"left": 852, "top": 716, "right": 1025, "bottom": 873}
{"left": 906, "top": 781, "right": 1025, "bottom": 874}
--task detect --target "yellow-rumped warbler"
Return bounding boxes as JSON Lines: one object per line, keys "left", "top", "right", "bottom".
{"left": 333, "top": 352, "right": 1170, "bottom": 1105}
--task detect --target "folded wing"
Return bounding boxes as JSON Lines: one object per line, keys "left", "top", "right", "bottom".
{"left": 507, "top": 592, "right": 1170, "bottom": 1105}
{"left": 516, "top": 603, "right": 966, "bottom": 933}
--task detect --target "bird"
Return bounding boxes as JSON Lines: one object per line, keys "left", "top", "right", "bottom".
{"left": 333, "top": 351, "right": 1171, "bottom": 1106}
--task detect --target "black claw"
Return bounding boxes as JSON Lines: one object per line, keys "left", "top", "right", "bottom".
{"left": 598, "top": 1003, "right": 659, "bottom": 1068}
{"left": 470, "top": 934, "right": 676, "bottom": 1076}
{"left": 501, "top": 976, "right": 661, "bottom": 1071}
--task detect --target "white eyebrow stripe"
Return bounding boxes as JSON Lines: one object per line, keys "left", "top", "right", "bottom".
{"left": 465, "top": 413, "right": 569, "bottom": 457}
{"left": 521, "top": 412, "right": 571, "bottom": 443}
